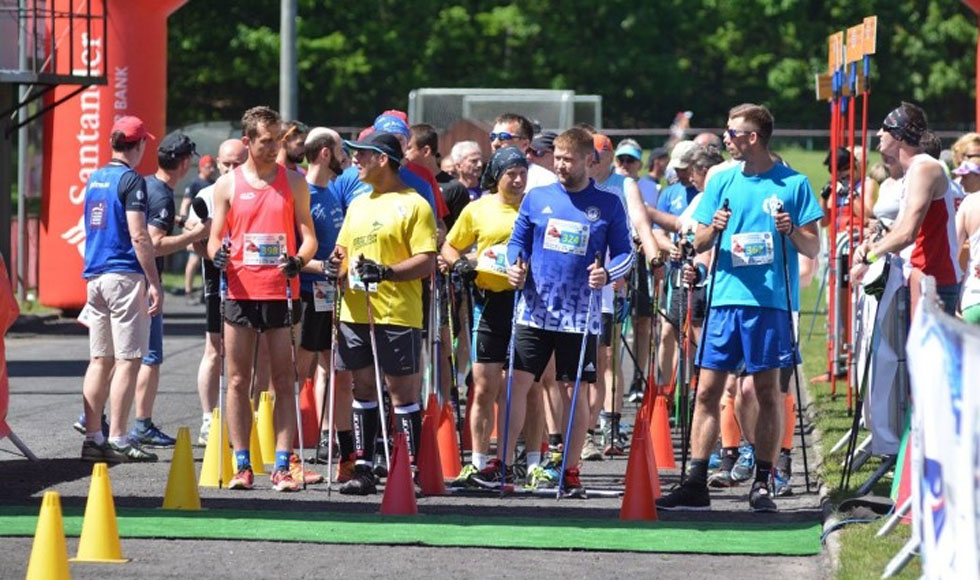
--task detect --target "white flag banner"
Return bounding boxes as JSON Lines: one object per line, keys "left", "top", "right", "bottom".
{"left": 906, "top": 278, "right": 979, "bottom": 579}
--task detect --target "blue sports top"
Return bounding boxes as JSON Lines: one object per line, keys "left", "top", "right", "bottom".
{"left": 691, "top": 163, "right": 823, "bottom": 311}
{"left": 300, "top": 180, "right": 346, "bottom": 293}
{"left": 507, "top": 179, "right": 634, "bottom": 334}
{"left": 82, "top": 162, "right": 148, "bottom": 279}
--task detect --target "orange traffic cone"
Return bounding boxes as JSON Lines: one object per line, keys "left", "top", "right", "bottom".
{"left": 25, "top": 491, "right": 70, "bottom": 580}
{"left": 416, "top": 412, "right": 446, "bottom": 496}
{"left": 650, "top": 395, "right": 676, "bottom": 470}
{"left": 461, "top": 394, "right": 473, "bottom": 451}
{"left": 424, "top": 393, "right": 440, "bottom": 425}
{"left": 620, "top": 427, "right": 660, "bottom": 520}
{"left": 380, "top": 433, "right": 418, "bottom": 515}
{"left": 437, "top": 402, "right": 462, "bottom": 479}
{"left": 294, "top": 379, "right": 318, "bottom": 449}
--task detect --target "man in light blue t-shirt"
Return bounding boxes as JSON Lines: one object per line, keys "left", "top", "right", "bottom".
{"left": 656, "top": 104, "right": 821, "bottom": 514}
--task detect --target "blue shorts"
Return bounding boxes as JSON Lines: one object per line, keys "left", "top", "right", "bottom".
{"left": 696, "top": 306, "right": 799, "bottom": 374}
{"left": 141, "top": 315, "right": 163, "bottom": 366}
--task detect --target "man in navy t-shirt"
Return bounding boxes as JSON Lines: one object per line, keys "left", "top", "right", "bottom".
{"left": 507, "top": 127, "right": 634, "bottom": 497}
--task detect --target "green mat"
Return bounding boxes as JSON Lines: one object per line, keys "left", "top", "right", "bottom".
{"left": 0, "top": 506, "right": 821, "bottom": 555}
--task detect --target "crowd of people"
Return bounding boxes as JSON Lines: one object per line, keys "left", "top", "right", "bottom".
{"left": 74, "top": 100, "right": 980, "bottom": 509}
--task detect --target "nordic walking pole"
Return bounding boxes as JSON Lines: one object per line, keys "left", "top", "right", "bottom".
{"left": 499, "top": 253, "right": 523, "bottom": 494}
{"left": 775, "top": 204, "right": 812, "bottom": 493}
{"left": 433, "top": 271, "right": 443, "bottom": 405}
{"left": 445, "top": 277, "right": 464, "bottom": 464}
{"left": 679, "top": 245, "right": 695, "bottom": 479}
{"left": 283, "top": 252, "right": 308, "bottom": 490}
{"left": 557, "top": 252, "right": 601, "bottom": 499}
{"left": 216, "top": 238, "right": 230, "bottom": 489}
{"left": 360, "top": 255, "right": 392, "bottom": 471}
{"left": 318, "top": 276, "right": 341, "bottom": 494}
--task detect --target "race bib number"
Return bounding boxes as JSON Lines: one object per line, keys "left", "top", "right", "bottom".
{"left": 348, "top": 258, "right": 378, "bottom": 293}
{"left": 476, "top": 243, "right": 509, "bottom": 275}
{"left": 542, "top": 218, "right": 589, "bottom": 256}
{"left": 730, "top": 232, "right": 774, "bottom": 267}
{"left": 312, "top": 281, "right": 336, "bottom": 312}
{"left": 242, "top": 233, "right": 286, "bottom": 266}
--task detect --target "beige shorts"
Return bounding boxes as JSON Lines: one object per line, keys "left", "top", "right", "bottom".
{"left": 86, "top": 273, "right": 150, "bottom": 360}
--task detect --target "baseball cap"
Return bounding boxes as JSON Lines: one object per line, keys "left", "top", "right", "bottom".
{"left": 158, "top": 132, "right": 197, "bottom": 159}
{"left": 343, "top": 132, "right": 403, "bottom": 164}
{"left": 823, "top": 146, "right": 852, "bottom": 171}
{"left": 614, "top": 143, "right": 643, "bottom": 161}
{"left": 667, "top": 140, "right": 698, "bottom": 170}
{"left": 593, "top": 134, "right": 614, "bottom": 154}
{"left": 650, "top": 146, "right": 669, "bottom": 159}
{"left": 110, "top": 115, "right": 154, "bottom": 142}
{"left": 198, "top": 154, "right": 215, "bottom": 169}
{"left": 530, "top": 131, "right": 557, "bottom": 153}
{"left": 381, "top": 109, "right": 408, "bottom": 122}
{"left": 373, "top": 114, "right": 410, "bottom": 139}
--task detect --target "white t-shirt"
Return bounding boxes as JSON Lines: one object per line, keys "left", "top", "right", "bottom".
{"left": 525, "top": 162, "right": 558, "bottom": 192}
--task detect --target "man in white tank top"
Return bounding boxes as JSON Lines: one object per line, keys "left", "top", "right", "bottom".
{"left": 852, "top": 102, "right": 962, "bottom": 315}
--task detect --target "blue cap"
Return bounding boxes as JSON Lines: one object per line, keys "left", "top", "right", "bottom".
{"left": 373, "top": 114, "right": 411, "bottom": 139}
{"left": 614, "top": 143, "right": 643, "bottom": 161}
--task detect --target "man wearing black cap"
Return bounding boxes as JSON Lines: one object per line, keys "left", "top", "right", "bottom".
{"left": 639, "top": 147, "right": 669, "bottom": 208}
{"left": 79, "top": 116, "right": 164, "bottom": 463}
{"left": 852, "top": 102, "right": 963, "bottom": 314}
{"left": 327, "top": 132, "right": 438, "bottom": 495}
{"left": 526, "top": 131, "right": 558, "bottom": 191}
{"left": 130, "top": 132, "right": 210, "bottom": 448}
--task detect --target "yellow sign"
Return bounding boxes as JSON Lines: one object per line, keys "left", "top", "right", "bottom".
{"left": 815, "top": 73, "right": 832, "bottom": 101}
{"left": 863, "top": 16, "right": 878, "bottom": 55}
{"left": 846, "top": 25, "right": 864, "bottom": 63}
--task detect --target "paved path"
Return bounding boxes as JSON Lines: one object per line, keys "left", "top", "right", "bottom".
{"left": 0, "top": 295, "right": 828, "bottom": 579}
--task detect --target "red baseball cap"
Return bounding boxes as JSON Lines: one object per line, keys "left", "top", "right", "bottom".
{"left": 357, "top": 126, "right": 375, "bottom": 141}
{"left": 593, "top": 134, "right": 613, "bottom": 153}
{"left": 198, "top": 154, "right": 215, "bottom": 169}
{"left": 381, "top": 109, "right": 408, "bottom": 122}
{"left": 110, "top": 115, "right": 155, "bottom": 142}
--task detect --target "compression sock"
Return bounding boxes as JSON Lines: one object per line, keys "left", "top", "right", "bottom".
{"left": 274, "top": 450, "right": 290, "bottom": 472}
{"left": 688, "top": 459, "right": 709, "bottom": 486}
{"left": 720, "top": 393, "right": 740, "bottom": 448}
{"left": 395, "top": 402, "right": 423, "bottom": 464}
{"left": 235, "top": 449, "right": 251, "bottom": 470}
{"left": 755, "top": 460, "right": 773, "bottom": 485}
{"left": 337, "top": 430, "right": 354, "bottom": 459}
{"left": 718, "top": 447, "right": 739, "bottom": 472}
{"left": 352, "top": 399, "right": 379, "bottom": 468}
{"left": 782, "top": 391, "right": 796, "bottom": 450}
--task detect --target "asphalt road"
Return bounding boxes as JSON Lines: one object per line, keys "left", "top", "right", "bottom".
{"left": 0, "top": 294, "right": 829, "bottom": 579}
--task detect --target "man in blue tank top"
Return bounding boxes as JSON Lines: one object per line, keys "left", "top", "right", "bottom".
{"left": 79, "top": 115, "right": 164, "bottom": 464}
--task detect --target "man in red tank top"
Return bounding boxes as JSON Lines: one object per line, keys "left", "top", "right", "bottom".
{"left": 208, "top": 106, "right": 319, "bottom": 492}
{"left": 852, "top": 102, "right": 963, "bottom": 315}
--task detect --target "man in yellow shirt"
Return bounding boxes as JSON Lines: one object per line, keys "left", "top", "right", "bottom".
{"left": 329, "top": 132, "right": 437, "bottom": 495}
{"left": 442, "top": 146, "right": 539, "bottom": 489}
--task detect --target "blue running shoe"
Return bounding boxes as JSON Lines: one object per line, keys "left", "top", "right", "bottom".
{"left": 730, "top": 443, "right": 756, "bottom": 483}
{"left": 129, "top": 422, "right": 177, "bottom": 448}
{"left": 73, "top": 413, "right": 109, "bottom": 438}
{"left": 708, "top": 452, "right": 721, "bottom": 470}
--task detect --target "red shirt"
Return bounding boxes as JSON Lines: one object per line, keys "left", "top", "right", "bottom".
{"left": 405, "top": 161, "right": 449, "bottom": 220}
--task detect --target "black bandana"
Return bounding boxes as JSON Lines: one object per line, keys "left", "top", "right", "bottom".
{"left": 882, "top": 106, "right": 925, "bottom": 146}
{"left": 480, "top": 146, "right": 529, "bottom": 191}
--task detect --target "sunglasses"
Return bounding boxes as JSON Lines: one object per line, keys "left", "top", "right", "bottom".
{"left": 528, "top": 148, "right": 548, "bottom": 158}
{"left": 490, "top": 131, "right": 517, "bottom": 142}
{"left": 725, "top": 128, "right": 754, "bottom": 138}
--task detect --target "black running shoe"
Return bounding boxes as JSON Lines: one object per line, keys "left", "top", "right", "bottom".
{"left": 105, "top": 441, "right": 158, "bottom": 463}
{"left": 749, "top": 480, "right": 778, "bottom": 512}
{"left": 471, "top": 458, "right": 514, "bottom": 489}
{"left": 655, "top": 481, "right": 711, "bottom": 511}
{"left": 338, "top": 466, "right": 377, "bottom": 496}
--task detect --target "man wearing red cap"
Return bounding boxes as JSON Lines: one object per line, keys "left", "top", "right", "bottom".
{"left": 79, "top": 115, "right": 164, "bottom": 463}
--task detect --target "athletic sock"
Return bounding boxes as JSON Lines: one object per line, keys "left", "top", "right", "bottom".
{"left": 755, "top": 460, "right": 773, "bottom": 485}
{"left": 548, "top": 433, "right": 563, "bottom": 448}
{"left": 526, "top": 451, "right": 542, "bottom": 468}
{"left": 687, "top": 459, "right": 709, "bottom": 486}
{"left": 337, "top": 430, "right": 354, "bottom": 459}
{"left": 472, "top": 452, "right": 490, "bottom": 470}
{"left": 86, "top": 431, "right": 105, "bottom": 446}
{"left": 135, "top": 417, "right": 152, "bottom": 432}
{"left": 234, "top": 449, "right": 251, "bottom": 470}
{"left": 394, "top": 403, "right": 422, "bottom": 464}
{"left": 777, "top": 449, "right": 792, "bottom": 473}
{"left": 109, "top": 436, "right": 129, "bottom": 447}
{"left": 201, "top": 412, "right": 212, "bottom": 424}
{"left": 274, "top": 450, "right": 290, "bottom": 472}
{"left": 352, "top": 399, "right": 379, "bottom": 468}
{"left": 718, "top": 447, "right": 738, "bottom": 471}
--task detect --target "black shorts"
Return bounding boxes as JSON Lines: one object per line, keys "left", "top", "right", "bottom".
{"left": 666, "top": 284, "right": 706, "bottom": 329}
{"left": 300, "top": 291, "right": 334, "bottom": 352}
{"left": 600, "top": 313, "right": 614, "bottom": 347}
{"left": 205, "top": 294, "right": 221, "bottom": 334}
{"left": 337, "top": 322, "right": 421, "bottom": 376}
{"left": 474, "top": 289, "right": 515, "bottom": 363}
{"left": 225, "top": 299, "right": 300, "bottom": 330}
{"left": 634, "top": 260, "right": 652, "bottom": 317}
{"left": 513, "top": 325, "right": 598, "bottom": 383}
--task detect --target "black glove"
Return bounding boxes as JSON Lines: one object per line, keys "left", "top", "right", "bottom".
{"left": 322, "top": 258, "right": 340, "bottom": 283}
{"left": 820, "top": 182, "right": 833, "bottom": 201}
{"left": 213, "top": 243, "right": 231, "bottom": 271}
{"left": 357, "top": 258, "right": 392, "bottom": 284}
{"left": 451, "top": 258, "right": 477, "bottom": 283}
{"left": 282, "top": 255, "right": 303, "bottom": 278}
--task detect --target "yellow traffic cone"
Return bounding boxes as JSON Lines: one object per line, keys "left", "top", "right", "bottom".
{"left": 257, "top": 391, "right": 276, "bottom": 468}
{"left": 25, "top": 491, "right": 70, "bottom": 580}
{"left": 198, "top": 408, "right": 233, "bottom": 488}
{"left": 249, "top": 414, "right": 267, "bottom": 475}
{"left": 72, "top": 463, "right": 128, "bottom": 563}
{"left": 162, "top": 427, "right": 201, "bottom": 510}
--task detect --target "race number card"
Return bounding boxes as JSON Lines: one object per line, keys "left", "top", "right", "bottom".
{"left": 730, "top": 232, "right": 774, "bottom": 267}
{"left": 242, "top": 233, "right": 287, "bottom": 266}
{"left": 542, "top": 219, "right": 589, "bottom": 256}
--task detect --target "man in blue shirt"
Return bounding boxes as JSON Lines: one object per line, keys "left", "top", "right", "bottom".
{"left": 79, "top": 116, "right": 164, "bottom": 463}
{"left": 656, "top": 103, "right": 822, "bottom": 513}
{"left": 507, "top": 127, "right": 634, "bottom": 497}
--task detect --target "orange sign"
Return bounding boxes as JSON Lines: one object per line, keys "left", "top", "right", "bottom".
{"left": 815, "top": 74, "right": 833, "bottom": 101}
{"left": 846, "top": 25, "right": 864, "bottom": 64}
{"left": 40, "top": 0, "right": 187, "bottom": 309}
{"left": 863, "top": 16, "right": 878, "bottom": 55}
{"left": 828, "top": 31, "right": 844, "bottom": 74}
